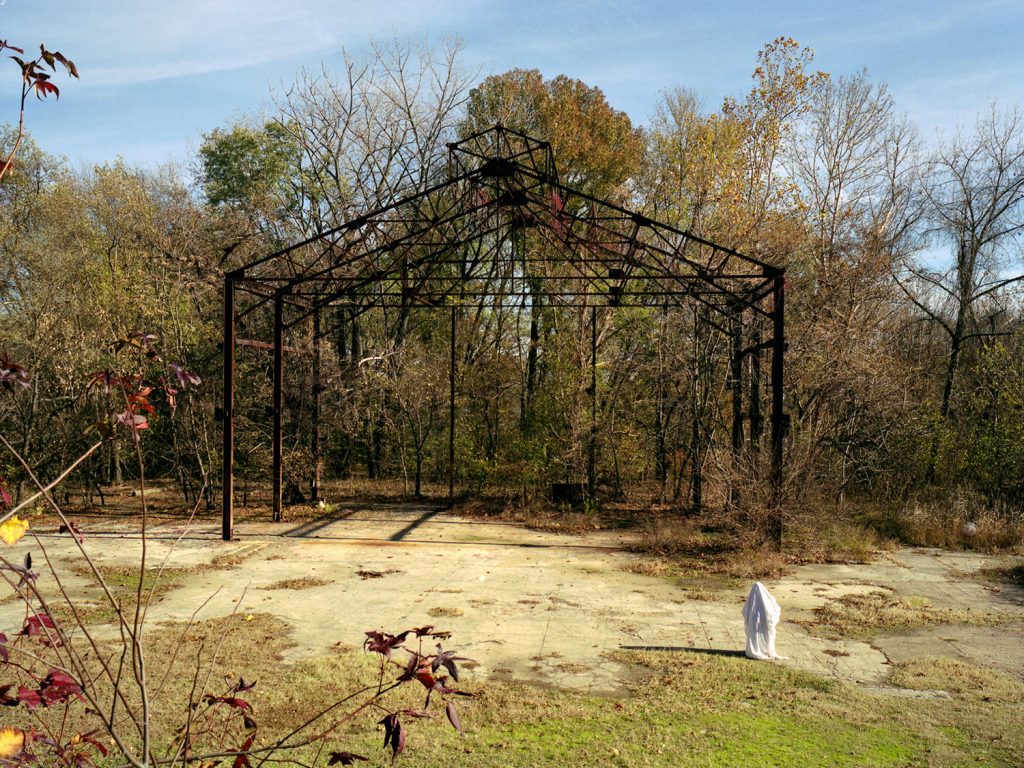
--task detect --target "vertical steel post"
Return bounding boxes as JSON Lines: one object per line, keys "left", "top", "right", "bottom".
{"left": 729, "top": 306, "right": 744, "bottom": 509}
{"left": 730, "top": 306, "right": 744, "bottom": 455}
{"left": 749, "top": 329, "right": 763, "bottom": 449}
{"left": 272, "top": 293, "right": 284, "bottom": 523}
{"left": 588, "top": 305, "right": 598, "bottom": 502}
{"left": 690, "top": 308, "right": 702, "bottom": 514}
{"left": 769, "top": 274, "right": 786, "bottom": 547}
{"left": 448, "top": 305, "right": 456, "bottom": 499}
{"left": 222, "top": 276, "right": 235, "bottom": 542}
{"left": 310, "top": 307, "right": 321, "bottom": 504}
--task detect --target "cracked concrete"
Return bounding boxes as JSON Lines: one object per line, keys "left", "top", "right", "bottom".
{"left": 3, "top": 503, "right": 1022, "bottom": 695}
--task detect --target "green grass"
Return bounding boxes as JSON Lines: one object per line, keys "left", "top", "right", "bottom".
{"left": 45, "top": 564, "right": 186, "bottom": 625}
{"left": 6, "top": 612, "right": 1024, "bottom": 767}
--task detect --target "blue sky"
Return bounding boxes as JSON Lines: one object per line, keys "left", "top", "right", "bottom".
{"left": 1, "top": 0, "right": 1022, "bottom": 171}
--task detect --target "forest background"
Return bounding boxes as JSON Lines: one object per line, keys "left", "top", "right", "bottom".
{"left": 1, "top": 37, "right": 1022, "bottom": 549}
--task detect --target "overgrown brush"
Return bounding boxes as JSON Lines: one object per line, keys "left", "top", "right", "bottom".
{"left": 0, "top": 343, "right": 475, "bottom": 766}
{"left": 859, "top": 489, "right": 1024, "bottom": 552}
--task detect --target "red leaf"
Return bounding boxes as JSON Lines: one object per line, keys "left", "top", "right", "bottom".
{"left": 17, "top": 686, "right": 42, "bottom": 710}
{"left": 203, "top": 695, "right": 252, "bottom": 712}
{"left": 445, "top": 702, "right": 462, "bottom": 734}
{"left": 22, "top": 614, "right": 62, "bottom": 646}
{"left": 32, "top": 79, "right": 59, "bottom": 100}
{"left": 38, "top": 669, "right": 83, "bottom": 706}
{"left": 414, "top": 667, "right": 436, "bottom": 690}
{"left": 327, "top": 753, "right": 368, "bottom": 766}
{"left": 74, "top": 732, "right": 109, "bottom": 757}
{"left": 59, "top": 522, "right": 84, "bottom": 542}
{"left": 52, "top": 52, "right": 78, "bottom": 79}
{"left": 378, "top": 713, "right": 406, "bottom": 762}
{"left": 232, "top": 736, "right": 253, "bottom": 768}
{"left": 392, "top": 719, "right": 406, "bottom": 762}
{"left": 230, "top": 677, "right": 257, "bottom": 693}
{"left": 363, "top": 630, "right": 409, "bottom": 659}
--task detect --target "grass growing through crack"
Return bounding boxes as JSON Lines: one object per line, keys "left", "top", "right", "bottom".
{"left": 261, "top": 576, "right": 332, "bottom": 590}
{"left": 427, "top": 606, "right": 464, "bottom": 618}
{"left": 47, "top": 564, "right": 186, "bottom": 625}
{"left": 800, "top": 590, "right": 1015, "bottom": 638}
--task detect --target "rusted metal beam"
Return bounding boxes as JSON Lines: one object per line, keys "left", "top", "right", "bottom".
{"left": 769, "top": 274, "right": 786, "bottom": 548}
{"left": 311, "top": 307, "right": 321, "bottom": 504}
{"left": 222, "top": 277, "right": 235, "bottom": 542}
{"left": 272, "top": 293, "right": 284, "bottom": 524}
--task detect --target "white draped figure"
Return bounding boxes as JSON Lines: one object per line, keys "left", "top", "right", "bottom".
{"left": 742, "top": 582, "right": 785, "bottom": 660}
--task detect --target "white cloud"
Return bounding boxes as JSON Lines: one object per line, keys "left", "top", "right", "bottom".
{"left": 5, "top": 0, "right": 480, "bottom": 86}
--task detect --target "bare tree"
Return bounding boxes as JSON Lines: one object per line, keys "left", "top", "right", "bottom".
{"left": 901, "top": 106, "right": 1024, "bottom": 482}
{"left": 273, "top": 37, "right": 475, "bottom": 236}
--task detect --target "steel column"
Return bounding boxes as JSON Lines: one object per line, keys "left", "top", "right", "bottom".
{"left": 310, "top": 307, "right": 321, "bottom": 504}
{"left": 448, "top": 305, "right": 456, "bottom": 499}
{"left": 690, "top": 308, "right": 703, "bottom": 514}
{"left": 588, "top": 306, "right": 598, "bottom": 502}
{"left": 272, "top": 293, "right": 284, "bottom": 523}
{"left": 769, "top": 274, "right": 786, "bottom": 547}
{"left": 749, "top": 329, "right": 763, "bottom": 448}
{"left": 730, "top": 306, "right": 744, "bottom": 455}
{"left": 222, "top": 276, "right": 236, "bottom": 541}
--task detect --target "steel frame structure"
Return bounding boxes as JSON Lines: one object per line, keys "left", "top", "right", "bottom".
{"left": 220, "top": 125, "right": 786, "bottom": 541}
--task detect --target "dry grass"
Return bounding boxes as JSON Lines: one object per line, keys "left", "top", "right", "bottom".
{"left": 451, "top": 496, "right": 605, "bottom": 534}
{"left": 427, "top": 606, "right": 464, "bottom": 618}
{"left": 261, "top": 576, "right": 332, "bottom": 590}
{"left": 859, "top": 492, "right": 1024, "bottom": 552}
{"left": 627, "top": 515, "right": 792, "bottom": 580}
{"left": 8, "top": 605, "right": 1024, "bottom": 766}
{"left": 210, "top": 545, "right": 265, "bottom": 569}
{"left": 801, "top": 590, "right": 1015, "bottom": 638}
{"left": 976, "top": 562, "right": 1024, "bottom": 586}
{"left": 889, "top": 656, "right": 1024, "bottom": 702}
{"left": 621, "top": 558, "right": 672, "bottom": 577}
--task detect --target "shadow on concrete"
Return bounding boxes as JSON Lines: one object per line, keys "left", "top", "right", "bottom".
{"left": 388, "top": 506, "right": 444, "bottom": 541}
{"left": 281, "top": 507, "right": 360, "bottom": 538}
{"left": 619, "top": 645, "right": 747, "bottom": 657}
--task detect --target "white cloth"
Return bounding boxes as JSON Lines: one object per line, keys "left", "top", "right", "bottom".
{"left": 742, "top": 582, "right": 786, "bottom": 660}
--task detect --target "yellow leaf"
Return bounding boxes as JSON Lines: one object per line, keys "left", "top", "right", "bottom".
{"left": 0, "top": 727, "right": 26, "bottom": 758}
{"left": 243, "top": 614, "right": 254, "bottom": 622}
{"left": 0, "top": 515, "right": 29, "bottom": 545}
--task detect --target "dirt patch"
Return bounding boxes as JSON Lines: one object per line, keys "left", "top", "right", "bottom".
{"left": 355, "top": 568, "right": 402, "bottom": 579}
